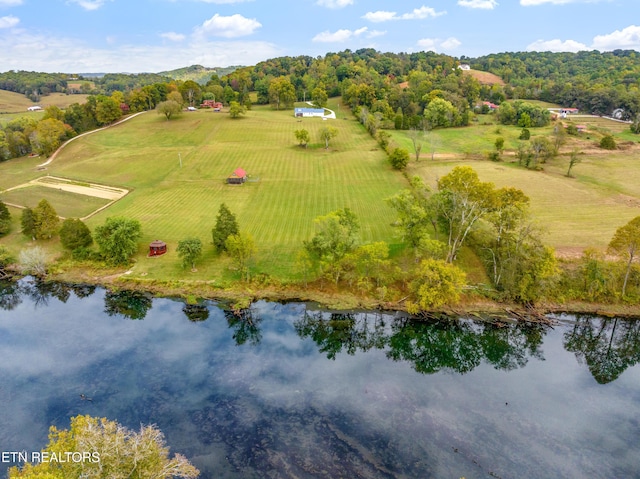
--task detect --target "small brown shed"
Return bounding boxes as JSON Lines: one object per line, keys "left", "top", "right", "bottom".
{"left": 149, "top": 240, "right": 167, "bottom": 256}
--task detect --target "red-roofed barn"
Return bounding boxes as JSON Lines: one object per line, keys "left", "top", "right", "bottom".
{"left": 227, "top": 168, "right": 247, "bottom": 184}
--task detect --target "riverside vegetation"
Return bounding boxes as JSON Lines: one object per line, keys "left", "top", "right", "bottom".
{"left": 1, "top": 49, "right": 640, "bottom": 314}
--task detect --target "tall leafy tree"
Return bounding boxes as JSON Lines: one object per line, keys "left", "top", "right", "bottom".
{"left": 212, "top": 203, "right": 239, "bottom": 252}
{"left": 94, "top": 217, "right": 142, "bottom": 265}
{"left": 268, "top": 76, "right": 296, "bottom": 110}
{"left": 226, "top": 232, "right": 256, "bottom": 281}
{"left": 177, "top": 237, "right": 203, "bottom": 270}
{"left": 607, "top": 216, "right": 640, "bottom": 297}
{"left": 95, "top": 96, "right": 122, "bottom": 125}
{"left": 319, "top": 125, "right": 338, "bottom": 149}
{"left": 156, "top": 100, "right": 182, "bottom": 120}
{"left": 30, "top": 118, "right": 68, "bottom": 157}
{"left": 228, "top": 101, "right": 246, "bottom": 118}
{"left": 435, "top": 166, "right": 496, "bottom": 262}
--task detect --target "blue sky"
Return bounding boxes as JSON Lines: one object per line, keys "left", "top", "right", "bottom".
{"left": 0, "top": 0, "right": 639, "bottom": 73}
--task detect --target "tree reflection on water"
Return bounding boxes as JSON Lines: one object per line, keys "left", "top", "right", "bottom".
{"left": 564, "top": 315, "right": 640, "bottom": 384}
{"left": 296, "top": 310, "right": 547, "bottom": 374}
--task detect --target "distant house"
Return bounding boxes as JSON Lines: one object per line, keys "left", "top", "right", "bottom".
{"left": 27, "top": 106, "right": 42, "bottom": 111}
{"left": 482, "top": 101, "right": 499, "bottom": 110}
{"left": 227, "top": 168, "right": 247, "bottom": 185}
{"left": 149, "top": 240, "right": 167, "bottom": 257}
{"left": 458, "top": 64, "right": 471, "bottom": 71}
{"left": 561, "top": 107, "right": 579, "bottom": 115}
{"left": 201, "top": 100, "right": 223, "bottom": 111}
{"left": 294, "top": 107, "right": 325, "bottom": 118}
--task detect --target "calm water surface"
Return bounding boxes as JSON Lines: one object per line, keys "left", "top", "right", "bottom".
{"left": 0, "top": 278, "right": 639, "bottom": 479}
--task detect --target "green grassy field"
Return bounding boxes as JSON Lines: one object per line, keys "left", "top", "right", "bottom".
{"left": 2, "top": 100, "right": 640, "bottom": 282}
{"left": 406, "top": 153, "right": 640, "bottom": 251}
{"left": 0, "top": 99, "right": 407, "bottom": 280}
{"left": 0, "top": 186, "right": 110, "bottom": 218}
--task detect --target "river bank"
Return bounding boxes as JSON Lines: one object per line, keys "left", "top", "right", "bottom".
{"left": 17, "top": 264, "right": 634, "bottom": 321}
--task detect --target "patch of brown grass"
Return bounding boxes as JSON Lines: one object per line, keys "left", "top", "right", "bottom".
{"left": 462, "top": 69, "right": 505, "bottom": 86}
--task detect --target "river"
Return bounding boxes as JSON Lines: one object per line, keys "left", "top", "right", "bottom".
{"left": 1, "top": 278, "right": 639, "bottom": 478}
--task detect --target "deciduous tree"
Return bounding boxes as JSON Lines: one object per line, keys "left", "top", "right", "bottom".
{"left": 268, "top": 76, "right": 296, "bottom": 110}
{"left": 228, "top": 101, "right": 246, "bottom": 118}
{"left": 389, "top": 147, "right": 410, "bottom": 170}
{"left": 8, "top": 415, "right": 199, "bottom": 479}
{"left": 319, "top": 125, "right": 338, "bottom": 149}
{"left": 294, "top": 128, "right": 310, "bottom": 147}
{"left": 226, "top": 232, "right": 256, "bottom": 281}
{"left": 94, "top": 217, "right": 142, "bottom": 265}
{"left": 608, "top": 216, "right": 640, "bottom": 297}
{"left": 177, "top": 237, "right": 203, "bottom": 270}
{"left": 406, "top": 259, "right": 466, "bottom": 313}
{"left": 435, "top": 166, "right": 496, "bottom": 263}
{"left": 156, "top": 100, "right": 182, "bottom": 120}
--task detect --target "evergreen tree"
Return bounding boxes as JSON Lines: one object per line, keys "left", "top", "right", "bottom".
{"left": 21, "top": 207, "right": 35, "bottom": 239}
{"left": 212, "top": 203, "right": 239, "bottom": 252}
{"left": 60, "top": 218, "right": 93, "bottom": 251}
{"left": 32, "top": 199, "right": 60, "bottom": 239}
{"left": 0, "top": 200, "right": 10, "bottom": 237}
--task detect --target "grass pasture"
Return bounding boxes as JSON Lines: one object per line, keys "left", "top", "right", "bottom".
{"left": 13, "top": 100, "right": 407, "bottom": 280}
{"left": 0, "top": 185, "right": 111, "bottom": 218}
{"left": 0, "top": 90, "right": 89, "bottom": 114}
{"left": 407, "top": 153, "right": 640, "bottom": 251}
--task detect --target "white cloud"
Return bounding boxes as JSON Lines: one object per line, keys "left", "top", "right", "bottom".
{"left": 194, "top": 13, "right": 261, "bottom": 38}
{"left": 312, "top": 26, "right": 374, "bottom": 43}
{"left": 160, "top": 31, "right": 186, "bottom": 42}
{"left": 417, "top": 36, "right": 461, "bottom": 52}
{"left": 316, "top": 0, "right": 354, "bottom": 8}
{"left": 0, "top": 14, "right": 18, "bottom": 28}
{"left": 526, "top": 25, "right": 640, "bottom": 52}
{"left": 526, "top": 38, "right": 588, "bottom": 52}
{"left": 458, "top": 0, "right": 499, "bottom": 9}
{"left": 0, "top": 0, "right": 23, "bottom": 6}
{"left": 363, "top": 5, "right": 445, "bottom": 22}
{"left": 367, "top": 30, "right": 387, "bottom": 38}
{"left": 0, "top": 29, "right": 280, "bottom": 72}
{"left": 520, "top": 0, "right": 603, "bottom": 5}
{"left": 441, "top": 37, "right": 462, "bottom": 49}
{"left": 592, "top": 25, "right": 640, "bottom": 51}
{"left": 67, "top": 0, "right": 111, "bottom": 11}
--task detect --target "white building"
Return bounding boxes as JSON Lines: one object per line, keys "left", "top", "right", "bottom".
{"left": 294, "top": 107, "right": 325, "bottom": 118}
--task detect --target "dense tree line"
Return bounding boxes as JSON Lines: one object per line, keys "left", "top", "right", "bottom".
{"left": 0, "top": 70, "right": 172, "bottom": 99}
{"left": 470, "top": 50, "right": 640, "bottom": 119}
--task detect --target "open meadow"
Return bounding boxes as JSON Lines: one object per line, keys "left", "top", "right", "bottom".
{"left": 2, "top": 100, "right": 640, "bottom": 281}
{"left": 1, "top": 99, "right": 407, "bottom": 281}
{"left": 0, "top": 90, "right": 90, "bottom": 113}
{"left": 397, "top": 115, "right": 640, "bottom": 253}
